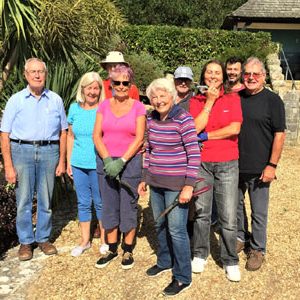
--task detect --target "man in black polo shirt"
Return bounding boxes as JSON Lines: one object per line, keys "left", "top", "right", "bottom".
{"left": 237, "top": 57, "right": 286, "bottom": 271}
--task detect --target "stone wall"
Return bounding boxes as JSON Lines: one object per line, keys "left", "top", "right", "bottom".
{"left": 267, "top": 53, "right": 300, "bottom": 145}
{"left": 283, "top": 91, "right": 300, "bottom": 145}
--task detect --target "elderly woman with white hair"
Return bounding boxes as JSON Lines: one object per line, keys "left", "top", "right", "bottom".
{"left": 138, "top": 78, "right": 201, "bottom": 297}
{"left": 67, "top": 72, "right": 107, "bottom": 257}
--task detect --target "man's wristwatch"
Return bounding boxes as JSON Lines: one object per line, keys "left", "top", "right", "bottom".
{"left": 267, "top": 162, "right": 277, "bottom": 168}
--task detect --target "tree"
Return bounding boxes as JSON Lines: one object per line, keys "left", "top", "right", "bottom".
{"left": 0, "top": 0, "right": 41, "bottom": 92}
{"left": 38, "top": 0, "right": 125, "bottom": 60}
{"left": 0, "top": 0, "right": 125, "bottom": 94}
{"left": 114, "top": 0, "right": 247, "bottom": 29}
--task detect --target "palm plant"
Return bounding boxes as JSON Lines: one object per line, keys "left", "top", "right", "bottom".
{"left": 0, "top": 0, "right": 126, "bottom": 95}
{"left": 46, "top": 58, "right": 103, "bottom": 112}
{"left": 0, "top": 0, "right": 41, "bottom": 92}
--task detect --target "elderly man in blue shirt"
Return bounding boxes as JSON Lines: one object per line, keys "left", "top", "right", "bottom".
{"left": 0, "top": 58, "right": 68, "bottom": 261}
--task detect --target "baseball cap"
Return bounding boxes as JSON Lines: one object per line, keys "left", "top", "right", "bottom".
{"left": 174, "top": 66, "right": 193, "bottom": 81}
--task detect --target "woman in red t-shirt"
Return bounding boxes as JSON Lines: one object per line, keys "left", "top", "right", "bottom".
{"left": 189, "top": 59, "right": 243, "bottom": 282}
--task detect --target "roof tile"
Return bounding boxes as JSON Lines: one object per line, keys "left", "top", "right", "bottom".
{"left": 231, "top": 0, "right": 300, "bottom": 18}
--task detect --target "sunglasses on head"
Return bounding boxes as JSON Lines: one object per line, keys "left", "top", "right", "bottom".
{"left": 112, "top": 80, "right": 130, "bottom": 87}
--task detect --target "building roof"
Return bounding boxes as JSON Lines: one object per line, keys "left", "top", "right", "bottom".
{"left": 230, "top": 0, "right": 300, "bottom": 19}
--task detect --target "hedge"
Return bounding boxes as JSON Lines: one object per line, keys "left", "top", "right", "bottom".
{"left": 120, "top": 25, "right": 277, "bottom": 75}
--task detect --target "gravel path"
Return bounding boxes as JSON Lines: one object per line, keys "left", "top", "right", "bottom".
{"left": 1, "top": 146, "right": 300, "bottom": 300}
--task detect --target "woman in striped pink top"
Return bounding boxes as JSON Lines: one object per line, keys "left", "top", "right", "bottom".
{"left": 138, "top": 78, "right": 201, "bottom": 297}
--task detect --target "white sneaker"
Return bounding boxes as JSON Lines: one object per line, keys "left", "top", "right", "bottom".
{"left": 191, "top": 257, "right": 207, "bottom": 273}
{"left": 99, "top": 243, "right": 109, "bottom": 255}
{"left": 71, "top": 242, "right": 91, "bottom": 257}
{"left": 224, "top": 265, "right": 241, "bottom": 282}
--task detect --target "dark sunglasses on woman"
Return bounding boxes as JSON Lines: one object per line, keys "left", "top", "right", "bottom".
{"left": 112, "top": 80, "right": 131, "bottom": 87}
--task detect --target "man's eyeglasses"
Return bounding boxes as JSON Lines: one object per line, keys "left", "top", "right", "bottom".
{"left": 243, "top": 72, "right": 264, "bottom": 80}
{"left": 26, "top": 70, "right": 46, "bottom": 75}
{"left": 112, "top": 80, "right": 130, "bottom": 87}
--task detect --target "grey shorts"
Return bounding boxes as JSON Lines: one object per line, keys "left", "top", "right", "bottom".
{"left": 96, "top": 154, "right": 142, "bottom": 233}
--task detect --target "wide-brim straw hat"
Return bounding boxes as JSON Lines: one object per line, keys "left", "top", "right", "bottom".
{"left": 101, "top": 51, "right": 129, "bottom": 68}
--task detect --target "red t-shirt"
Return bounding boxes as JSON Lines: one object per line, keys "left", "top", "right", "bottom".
{"left": 189, "top": 90, "right": 243, "bottom": 162}
{"left": 102, "top": 79, "right": 140, "bottom": 101}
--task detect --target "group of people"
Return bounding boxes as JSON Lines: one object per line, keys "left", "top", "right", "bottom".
{"left": 0, "top": 51, "right": 286, "bottom": 297}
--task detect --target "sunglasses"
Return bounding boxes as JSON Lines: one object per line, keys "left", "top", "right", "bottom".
{"left": 112, "top": 80, "right": 130, "bottom": 87}
{"left": 243, "top": 72, "right": 264, "bottom": 81}
{"left": 175, "top": 78, "right": 191, "bottom": 83}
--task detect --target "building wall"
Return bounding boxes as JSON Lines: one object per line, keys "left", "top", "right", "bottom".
{"left": 267, "top": 53, "right": 300, "bottom": 145}
{"left": 250, "top": 28, "right": 300, "bottom": 79}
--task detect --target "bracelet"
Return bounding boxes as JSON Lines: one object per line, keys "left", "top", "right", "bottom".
{"left": 267, "top": 162, "right": 277, "bottom": 168}
{"left": 203, "top": 107, "right": 211, "bottom": 113}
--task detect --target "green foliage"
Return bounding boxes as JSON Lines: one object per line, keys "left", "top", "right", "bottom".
{"left": 76, "top": 0, "right": 126, "bottom": 56}
{"left": 0, "top": 68, "right": 26, "bottom": 109}
{"left": 114, "top": 0, "right": 246, "bottom": 29}
{"left": 120, "top": 25, "right": 277, "bottom": 75}
{"left": 125, "top": 52, "right": 165, "bottom": 94}
{"left": 0, "top": 0, "right": 125, "bottom": 98}
{"left": 45, "top": 62, "right": 82, "bottom": 112}
{"left": 38, "top": 0, "right": 126, "bottom": 60}
{"left": 0, "top": 0, "right": 42, "bottom": 71}
{"left": 0, "top": 0, "right": 41, "bottom": 39}
{"left": 37, "top": 1, "right": 81, "bottom": 62}
{"left": 45, "top": 56, "right": 103, "bottom": 112}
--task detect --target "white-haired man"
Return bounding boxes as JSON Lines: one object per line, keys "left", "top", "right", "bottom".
{"left": 237, "top": 57, "right": 286, "bottom": 271}
{"left": 1, "top": 58, "right": 68, "bottom": 261}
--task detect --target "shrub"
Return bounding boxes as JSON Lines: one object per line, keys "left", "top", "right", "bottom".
{"left": 0, "top": 184, "right": 18, "bottom": 255}
{"left": 125, "top": 52, "right": 165, "bottom": 95}
{"left": 120, "top": 25, "right": 277, "bottom": 75}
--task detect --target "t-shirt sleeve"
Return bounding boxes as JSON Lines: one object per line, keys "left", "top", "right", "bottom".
{"left": 189, "top": 96, "right": 202, "bottom": 119}
{"left": 97, "top": 99, "right": 107, "bottom": 114}
{"left": 135, "top": 101, "right": 146, "bottom": 117}
{"left": 58, "top": 96, "right": 68, "bottom": 130}
{"left": 0, "top": 96, "right": 18, "bottom": 133}
{"left": 270, "top": 94, "right": 286, "bottom": 132}
{"left": 229, "top": 93, "right": 243, "bottom": 123}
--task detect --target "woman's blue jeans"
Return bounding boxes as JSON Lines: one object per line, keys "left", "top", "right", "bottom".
{"left": 150, "top": 187, "right": 191, "bottom": 284}
{"left": 11, "top": 142, "right": 59, "bottom": 244}
{"left": 72, "top": 166, "right": 102, "bottom": 222}
{"left": 193, "top": 160, "right": 239, "bottom": 266}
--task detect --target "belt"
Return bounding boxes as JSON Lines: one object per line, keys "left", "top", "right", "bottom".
{"left": 10, "top": 139, "right": 59, "bottom": 146}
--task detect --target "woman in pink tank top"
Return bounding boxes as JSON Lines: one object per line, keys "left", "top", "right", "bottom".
{"left": 93, "top": 64, "right": 146, "bottom": 270}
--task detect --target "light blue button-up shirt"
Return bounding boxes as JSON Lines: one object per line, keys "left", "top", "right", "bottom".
{"left": 0, "top": 87, "right": 68, "bottom": 140}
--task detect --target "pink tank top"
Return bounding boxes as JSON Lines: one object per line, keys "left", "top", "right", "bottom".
{"left": 97, "top": 99, "right": 146, "bottom": 157}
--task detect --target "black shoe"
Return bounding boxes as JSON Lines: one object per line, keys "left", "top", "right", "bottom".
{"left": 146, "top": 265, "right": 171, "bottom": 277}
{"left": 121, "top": 252, "right": 134, "bottom": 270}
{"left": 95, "top": 251, "right": 118, "bottom": 269}
{"left": 163, "top": 279, "right": 192, "bottom": 297}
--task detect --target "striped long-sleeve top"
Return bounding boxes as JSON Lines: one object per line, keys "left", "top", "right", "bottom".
{"left": 142, "top": 105, "right": 201, "bottom": 191}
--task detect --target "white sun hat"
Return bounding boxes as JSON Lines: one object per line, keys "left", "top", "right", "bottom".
{"left": 101, "top": 51, "right": 129, "bottom": 67}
